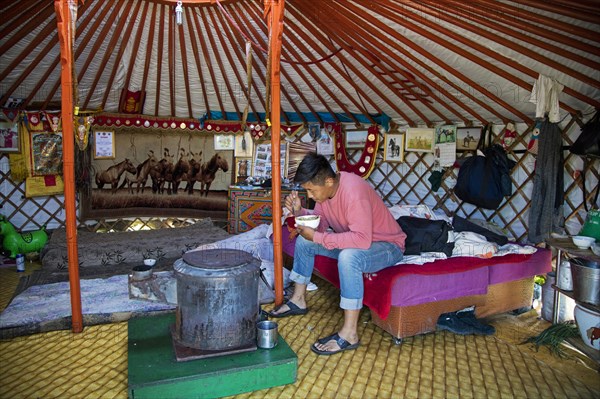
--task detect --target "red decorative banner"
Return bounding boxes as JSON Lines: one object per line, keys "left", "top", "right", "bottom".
{"left": 334, "top": 124, "right": 380, "bottom": 179}
{"left": 2, "top": 108, "right": 19, "bottom": 122}
{"left": 41, "top": 111, "right": 61, "bottom": 133}
{"left": 26, "top": 112, "right": 47, "bottom": 132}
{"left": 93, "top": 113, "right": 275, "bottom": 135}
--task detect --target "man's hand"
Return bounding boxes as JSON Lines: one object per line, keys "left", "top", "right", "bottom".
{"left": 296, "top": 225, "right": 315, "bottom": 241}
{"left": 284, "top": 190, "right": 302, "bottom": 216}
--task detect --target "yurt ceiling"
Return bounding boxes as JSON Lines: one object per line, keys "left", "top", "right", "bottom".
{"left": 1, "top": 0, "right": 599, "bottom": 127}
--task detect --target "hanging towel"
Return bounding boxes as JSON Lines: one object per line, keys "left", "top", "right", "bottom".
{"left": 528, "top": 120, "right": 564, "bottom": 243}
{"left": 529, "top": 74, "right": 564, "bottom": 123}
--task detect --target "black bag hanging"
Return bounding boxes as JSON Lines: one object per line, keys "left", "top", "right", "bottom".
{"left": 570, "top": 111, "right": 600, "bottom": 158}
{"left": 454, "top": 124, "right": 516, "bottom": 209}
{"left": 570, "top": 111, "right": 600, "bottom": 211}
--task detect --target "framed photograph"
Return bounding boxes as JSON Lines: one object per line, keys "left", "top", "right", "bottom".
{"left": 345, "top": 129, "right": 369, "bottom": 149}
{"left": 0, "top": 121, "right": 20, "bottom": 153}
{"left": 316, "top": 131, "right": 334, "bottom": 155}
{"left": 234, "top": 131, "right": 253, "bottom": 157}
{"left": 308, "top": 123, "right": 321, "bottom": 142}
{"left": 456, "top": 127, "right": 482, "bottom": 151}
{"left": 253, "top": 142, "right": 287, "bottom": 178}
{"left": 405, "top": 127, "right": 435, "bottom": 153}
{"left": 31, "top": 132, "right": 63, "bottom": 175}
{"left": 94, "top": 129, "right": 116, "bottom": 159}
{"left": 214, "top": 134, "right": 235, "bottom": 151}
{"left": 384, "top": 133, "right": 404, "bottom": 162}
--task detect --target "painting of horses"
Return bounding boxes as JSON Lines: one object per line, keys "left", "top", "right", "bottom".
{"left": 82, "top": 128, "right": 233, "bottom": 220}
{"left": 384, "top": 133, "right": 404, "bottom": 162}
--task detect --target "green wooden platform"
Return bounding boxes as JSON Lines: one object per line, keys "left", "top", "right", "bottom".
{"left": 128, "top": 313, "right": 297, "bottom": 399}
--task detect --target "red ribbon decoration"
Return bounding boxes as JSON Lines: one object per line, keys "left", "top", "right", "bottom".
{"left": 333, "top": 124, "right": 380, "bottom": 179}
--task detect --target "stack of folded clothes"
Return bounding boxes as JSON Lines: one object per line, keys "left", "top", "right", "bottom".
{"left": 436, "top": 307, "right": 496, "bottom": 335}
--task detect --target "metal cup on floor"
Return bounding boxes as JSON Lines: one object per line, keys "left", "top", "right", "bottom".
{"left": 256, "top": 320, "right": 278, "bottom": 349}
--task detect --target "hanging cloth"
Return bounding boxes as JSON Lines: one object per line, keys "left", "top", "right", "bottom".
{"left": 528, "top": 119, "right": 564, "bottom": 243}
{"left": 333, "top": 124, "right": 379, "bottom": 179}
{"left": 529, "top": 74, "right": 564, "bottom": 123}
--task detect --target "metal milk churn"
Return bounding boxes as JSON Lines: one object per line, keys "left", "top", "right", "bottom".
{"left": 172, "top": 248, "right": 260, "bottom": 351}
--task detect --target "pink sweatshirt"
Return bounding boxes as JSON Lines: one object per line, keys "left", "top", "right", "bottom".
{"left": 306, "top": 172, "right": 406, "bottom": 251}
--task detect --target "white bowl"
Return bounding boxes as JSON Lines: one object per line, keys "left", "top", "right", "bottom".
{"left": 295, "top": 215, "right": 321, "bottom": 229}
{"left": 574, "top": 304, "right": 600, "bottom": 350}
{"left": 143, "top": 258, "right": 157, "bottom": 267}
{"left": 572, "top": 235, "right": 595, "bottom": 249}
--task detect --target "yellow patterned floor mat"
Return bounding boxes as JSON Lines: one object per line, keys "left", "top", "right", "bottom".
{"left": 1, "top": 276, "right": 599, "bottom": 398}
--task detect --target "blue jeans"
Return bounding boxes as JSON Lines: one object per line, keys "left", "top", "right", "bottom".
{"left": 289, "top": 236, "right": 404, "bottom": 310}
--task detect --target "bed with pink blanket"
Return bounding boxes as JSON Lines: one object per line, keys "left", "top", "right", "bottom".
{"left": 281, "top": 230, "right": 551, "bottom": 340}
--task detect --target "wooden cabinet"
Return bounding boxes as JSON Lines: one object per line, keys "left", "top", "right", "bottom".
{"left": 227, "top": 187, "right": 309, "bottom": 234}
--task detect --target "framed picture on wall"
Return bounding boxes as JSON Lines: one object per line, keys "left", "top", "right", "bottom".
{"left": 31, "top": 132, "right": 63, "bottom": 175}
{"left": 214, "top": 134, "right": 235, "bottom": 151}
{"left": 308, "top": 123, "right": 321, "bottom": 141}
{"left": 405, "top": 127, "right": 434, "bottom": 153}
{"left": 456, "top": 127, "right": 482, "bottom": 151}
{"left": 94, "top": 129, "right": 115, "bottom": 159}
{"left": 384, "top": 133, "right": 404, "bottom": 162}
{"left": 253, "top": 142, "right": 287, "bottom": 178}
{"left": 0, "top": 121, "right": 20, "bottom": 153}
{"left": 344, "top": 129, "right": 369, "bottom": 149}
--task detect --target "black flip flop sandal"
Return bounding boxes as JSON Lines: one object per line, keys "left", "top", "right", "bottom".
{"left": 268, "top": 300, "right": 308, "bottom": 318}
{"left": 311, "top": 332, "right": 360, "bottom": 356}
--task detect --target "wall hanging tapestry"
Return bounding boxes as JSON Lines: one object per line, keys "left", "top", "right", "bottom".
{"left": 82, "top": 127, "right": 232, "bottom": 220}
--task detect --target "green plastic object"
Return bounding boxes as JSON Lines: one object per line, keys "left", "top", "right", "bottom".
{"left": 579, "top": 209, "right": 600, "bottom": 241}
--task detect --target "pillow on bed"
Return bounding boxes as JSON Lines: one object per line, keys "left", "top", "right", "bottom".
{"left": 397, "top": 216, "right": 455, "bottom": 256}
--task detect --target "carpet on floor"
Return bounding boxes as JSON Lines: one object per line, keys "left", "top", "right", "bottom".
{"left": 0, "top": 224, "right": 289, "bottom": 339}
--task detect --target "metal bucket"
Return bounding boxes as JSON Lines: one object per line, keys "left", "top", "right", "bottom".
{"left": 173, "top": 249, "right": 260, "bottom": 351}
{"left": 569, "top": 257, "right": 600, "bottom": 306}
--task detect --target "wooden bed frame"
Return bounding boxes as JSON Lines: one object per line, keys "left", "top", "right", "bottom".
{"left": 370, "top": 277, "right": 534, "bottom": 341}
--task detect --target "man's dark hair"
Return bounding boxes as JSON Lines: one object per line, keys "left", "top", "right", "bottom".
{"left": 294, "top": 152, "right": 336, "bottom": 185}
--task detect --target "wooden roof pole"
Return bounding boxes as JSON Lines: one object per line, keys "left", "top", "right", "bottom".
{"left": 55, "top": 0, "right": 82, "bottom": 333}
{"left": 265, "top": 0, "right": 285, "bottom": 306}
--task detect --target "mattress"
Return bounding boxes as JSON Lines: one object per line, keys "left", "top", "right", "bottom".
{"left": 312, "top": 248, "right": 552, "bottom": 319}
{"left": 389, "top": 248, "right": 551, "bottom": 308}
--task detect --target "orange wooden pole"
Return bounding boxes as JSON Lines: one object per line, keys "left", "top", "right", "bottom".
{"left": 265, "top": 0, "right": 285, "bottom": 306}
{"left": 55, "top": 0, "right": 83, "bottom": 333}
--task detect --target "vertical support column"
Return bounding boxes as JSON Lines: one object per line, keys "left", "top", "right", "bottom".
{"left": 265, "top": 0, "right": 286, "bottom": 306}
{"left": 55, "top": 0, "right": 83, "bottom": 333}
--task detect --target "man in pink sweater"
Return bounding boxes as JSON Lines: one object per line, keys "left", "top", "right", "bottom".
{"left": 270, "top": 153, "right": 406, "bottom": 355}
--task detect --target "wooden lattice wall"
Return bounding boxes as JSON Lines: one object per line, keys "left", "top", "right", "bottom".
{"left": 1, "top": 115, "right": 598, "bottom": 241}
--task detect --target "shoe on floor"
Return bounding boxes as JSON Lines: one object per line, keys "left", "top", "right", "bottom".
{"left": 311, "top": 332, "right": 360, "bottom": 356}
{"left": 268, "top": 300, "right": 308, "bottom": 318}
{"left": 456, "top": 309, "right": 495, "bottom": 335}
{"left": 307, "top": 282, "right": 318, "bottom": 291}
{"left": 436, "top": 312, "right": 479, "bottom": 335}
